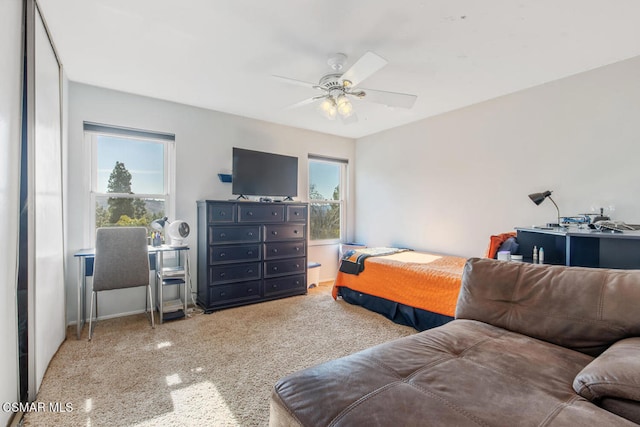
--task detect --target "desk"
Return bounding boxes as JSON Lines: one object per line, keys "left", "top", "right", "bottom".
{"left": 516, "top": 227, "right": 640, "bottom": 268}
{"left": 74, "top": 245, "right": 190, "bottom": 339}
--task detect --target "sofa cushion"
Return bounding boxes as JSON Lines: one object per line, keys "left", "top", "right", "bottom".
{"left": 574, "top": 337, "right": 640, "bottom": 401}
{"left": 600, "top": 398, "right": 640, "bottom": 425}
{"left": 270, "top": 319, "right": 638, "bottom": 426}
{"left": 573, "top": 337, "right": 640, "bottom": 423}
{"left": 455, "top": 258, "right": 640, "bottom": 356}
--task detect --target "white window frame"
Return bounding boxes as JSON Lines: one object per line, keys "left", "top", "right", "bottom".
{"left": 83, "top": 122, "right": 176, "bottom": 246}
{"left": 308, "top": 155, "right": 348, "bottom": 246}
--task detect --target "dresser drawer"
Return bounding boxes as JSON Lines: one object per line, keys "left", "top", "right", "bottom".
{"left": 210, "top": 262, "right": 261, "bottom": 284}
{"left": 264, "top": 257, "right": 306, "bottom": 278}
{"left": 286, "top": 205, "right": 307, "bottom": 222}
{"left": 238, "top": 204, "right": 285, "bottom": 223}
{"left": 208, "top": 203, "right": 235, "bottom": 223}
{"left": 264, "top": 241, "right": 305, "bottom": 260}
{"left": 264, "top": 224, "right": 305, "bottom": 241}
{"left": 209, "top": 244, "right": 261, "bottom": 264}
{"left": 208, "top": 281, "right": 262, "bottom": 306}
{"left": 208, "top": 226, "right": 261, "bottom": 244}
{"left": 198, "top": 199, "right": 308, "bottom": 313}
{"left": 264, "top": 274, "right": 306, "bottom": 297}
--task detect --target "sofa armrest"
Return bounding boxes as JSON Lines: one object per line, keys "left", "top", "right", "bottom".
{"left": 573, "top": 337, "right": 640, "bottom": 402}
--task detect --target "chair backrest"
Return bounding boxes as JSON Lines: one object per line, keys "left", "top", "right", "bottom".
{"left": 93, "top": 227, "right": 150, "bottom": 292}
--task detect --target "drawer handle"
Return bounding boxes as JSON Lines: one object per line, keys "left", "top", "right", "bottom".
{"left": 272, "top": 284, "right": 278, "bottom": 289}
{"left": 220, "top": 233, "right": 226, "bottom": 238}
{"left": 219, "top": 211, "right": 226, "bottom": 216}
{"left": 294, "top": 229, "right": 299, "bottom": 234}
{"left": 294, "top": 212, "right": 300, "bottom": 216}
{"left": 247, "top": 288, "right": 253, "bottom": 293}
{"left": 295, "top": 247, "right": 300, "bottom": 252}
{"left": 220, "top": 291, "right": 226, "bottom": 297}
{"left": 248, "top": 211, "right": 254, "bottom": 216}
{"left": 295, "top": 280, "right": 300, "bottom": 285}
{"left": 247, "top": 269, "right": 253, "bottom": 273}
{"left": 273, "top": 266, "right": 278, "bottom": 271}
{"left": 220, "top": 272, "right": 226, "bottom": 278}
{"left": 295, "top": 264, "right": 300, "bottom": 268}
{"left": 219, "top": 252, "right": 226, "bottom": 258}
{"left": 273, "top": 248, "right": 278, "bottom": 253}
{"left": 272, "top": 231, "right": 278, "bottom": 236}
{"left": 272, "top": 211, "right": 278, "bottom": 216}
{"left": 248, "top": 232, "right": 254, "bottom": 237}
{"left": 247, "top": 250, "right": 253, "bottom": 255}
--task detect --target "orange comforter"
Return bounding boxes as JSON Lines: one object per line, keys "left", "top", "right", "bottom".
{"left": 333, "top": 251, "right": 467, "bottom": 317}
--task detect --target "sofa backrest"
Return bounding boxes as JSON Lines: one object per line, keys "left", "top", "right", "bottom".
{"left": 455, "top": 257, "right": 640, "bottom": 356}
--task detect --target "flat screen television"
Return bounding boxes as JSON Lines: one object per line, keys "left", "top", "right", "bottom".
{"left": 232, "top": 148, "right": 298, "bottom": 198}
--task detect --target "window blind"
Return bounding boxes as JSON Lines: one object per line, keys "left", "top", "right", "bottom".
{"left": 83, "top": 122, "right": 175, "bottom": 141}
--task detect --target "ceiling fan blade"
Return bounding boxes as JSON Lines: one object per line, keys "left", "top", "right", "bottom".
{"left": 272, "top": 75, "right": 321, "bottom": 90}
{"left": 283, "top": 95, "right": 326, "bottom": 110}
{"left": 340, "top": 51, "right": 388, "bottom": 88}
{"left": 357, "top": 87, "right": 417, "bottom": 109}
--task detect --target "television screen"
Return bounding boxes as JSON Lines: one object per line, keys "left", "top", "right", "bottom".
{"left": 232, "top": 148, "right": 298, "bottom": 197}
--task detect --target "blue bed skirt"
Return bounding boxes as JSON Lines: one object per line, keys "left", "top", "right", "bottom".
{"left": 337, "top": 286, "right": 454, "bottom": 331}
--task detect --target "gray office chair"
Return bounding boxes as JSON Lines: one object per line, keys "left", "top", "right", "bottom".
{"left": 89, "top": 227, "right": 155, "bottom": 340}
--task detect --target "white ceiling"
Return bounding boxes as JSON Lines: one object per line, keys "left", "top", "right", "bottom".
{"left": 39, "top": 0, "right": 640, "bottom": 139}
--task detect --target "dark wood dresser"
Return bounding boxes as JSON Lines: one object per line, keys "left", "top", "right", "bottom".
{"left": 197, "top": 200, "right": 308, "bottom": 312}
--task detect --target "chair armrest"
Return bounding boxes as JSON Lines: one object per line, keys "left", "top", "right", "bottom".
{"left": 573, "top": 337, "right": 640, "bottom": 402}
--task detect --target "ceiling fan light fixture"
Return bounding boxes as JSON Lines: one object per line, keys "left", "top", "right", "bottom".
{"left": 319, "top": 97, "right": 337, "bottom": 120}
{"left": 336, "top": 95, "right": 353, "bottom": 118}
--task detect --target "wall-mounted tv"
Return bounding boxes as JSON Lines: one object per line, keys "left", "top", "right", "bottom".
{"left": 232, "top": 148, "right": 298, "bottom": 198}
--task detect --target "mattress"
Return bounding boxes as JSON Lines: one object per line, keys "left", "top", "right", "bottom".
{"left": 333, "top": 251, "right": 467, "bottom": 329}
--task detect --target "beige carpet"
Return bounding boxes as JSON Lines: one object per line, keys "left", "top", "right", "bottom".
{"left": 23, "top": 283, "right": 415, "bottom": 426}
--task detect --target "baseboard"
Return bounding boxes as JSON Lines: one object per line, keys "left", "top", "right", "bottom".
{"left": 66, "top": 308, "right": 149, "bottom": 326}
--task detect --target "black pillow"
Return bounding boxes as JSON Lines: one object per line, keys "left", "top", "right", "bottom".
{"left": 497, "top": 237, "right": 519, "bottom": 255}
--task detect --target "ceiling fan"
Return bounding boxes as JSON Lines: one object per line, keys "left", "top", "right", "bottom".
{"left": 273, "top": 51, "right": 417, "bottom": 123}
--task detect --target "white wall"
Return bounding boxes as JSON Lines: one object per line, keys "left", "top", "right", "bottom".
{"left": 0, "top": 0, "right": 24, "bottom": 423}
{"left": 66, "top": 83, "right": 354, "bottom": 323}
{"left": 355, "top": 55, "right": 640, "bottom": 258}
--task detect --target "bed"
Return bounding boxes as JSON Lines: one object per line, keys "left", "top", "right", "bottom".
{"left": 332, "top": 248, "right": 467, "bottom": 331}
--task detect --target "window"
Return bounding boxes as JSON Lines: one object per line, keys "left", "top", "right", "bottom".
{"left": 84, "top": 123, "right": 175, "bottom": 243}
{"left": 308, "top": 156, "right": 347, "bottom": 243}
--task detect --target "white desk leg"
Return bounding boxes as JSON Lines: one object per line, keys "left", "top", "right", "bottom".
{"left": 184, "top": 252, "right": 189, "bottom": 314}
{"left": 158, "top": 251, "right": 163, "bottom": 324}
{"left": 76, "top": 256, "right": 85, "bottom": 339}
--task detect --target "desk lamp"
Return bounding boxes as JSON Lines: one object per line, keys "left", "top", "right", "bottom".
{"left": 151, "top": 217, "right": 169, "bottom": 232}
{"left": 528, "top": 191, "right": 561, "bottom": 227}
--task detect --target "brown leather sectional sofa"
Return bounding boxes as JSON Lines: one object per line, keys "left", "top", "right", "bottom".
{"left": 270, "top": 257, "right": 640, "bottom": 426}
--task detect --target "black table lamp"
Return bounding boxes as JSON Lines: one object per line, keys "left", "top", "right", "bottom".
{"left": 528, "top": 191, "right": 561, "bottom": 227}
{"left": 151, "top": 216, "right": 169, "bottom": 231}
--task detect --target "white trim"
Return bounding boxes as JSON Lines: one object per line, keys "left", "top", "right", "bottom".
{"left": 86, "top": 131, "right": 95, "bottom": 246}
{"left": 84, "top": 127, "right": 176, "bottom": 246}
{"left": 308, "top": 158, "right": 348, "bottom": 243}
